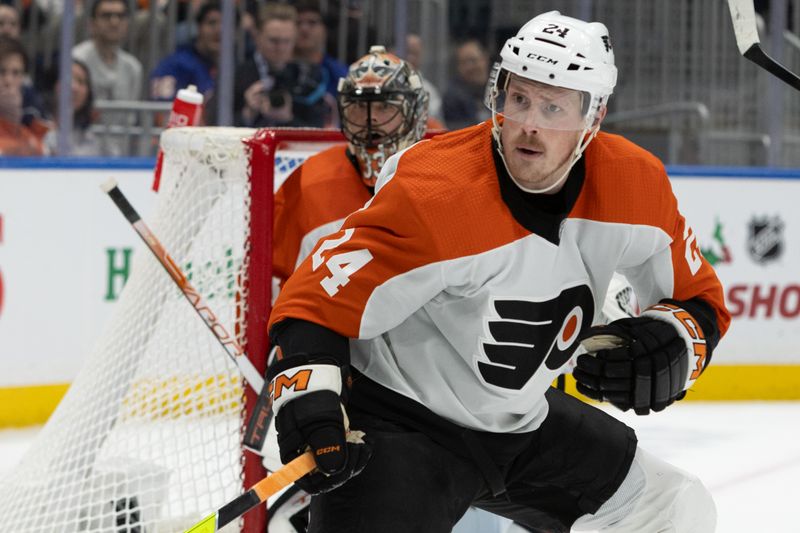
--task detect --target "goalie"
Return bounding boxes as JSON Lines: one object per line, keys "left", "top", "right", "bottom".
{"left": 266, "top": 44, "right": 430, "bottom": 532}
{"left": 271, "top": 44, "right": 430, "bottom": 291}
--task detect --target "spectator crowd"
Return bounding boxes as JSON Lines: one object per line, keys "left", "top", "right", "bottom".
{"left": 0, "top": 0, "right": 488, "bottom": 157}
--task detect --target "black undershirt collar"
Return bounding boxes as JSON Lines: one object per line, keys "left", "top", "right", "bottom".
{"left": 492, "top": 140, "right": 586, "bottom": 245}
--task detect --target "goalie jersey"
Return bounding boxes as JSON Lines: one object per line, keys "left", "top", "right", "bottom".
{"left": 273, "top": 144, "right": 372, "bottom": 286}
{"left": 269, "top": 120, "right": 730, "bottom": 434}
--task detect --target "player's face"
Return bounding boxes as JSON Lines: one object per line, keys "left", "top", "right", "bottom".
{"left": 342, "top": 98, "right": 405, "bottom": 145}
{"left": 499, "top": 77, "right": 590, "bottom": 192}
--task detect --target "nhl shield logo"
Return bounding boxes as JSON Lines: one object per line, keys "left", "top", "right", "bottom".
{"left": 747, "top": 215, "right": 784, "bottom": 264}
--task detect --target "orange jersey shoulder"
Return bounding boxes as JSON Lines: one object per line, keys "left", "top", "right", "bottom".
{"left": 571, "top": 131, "right": 676, "bottom": 231}
{"left": 273, "top": 145, "right": 372, "bottom": 282}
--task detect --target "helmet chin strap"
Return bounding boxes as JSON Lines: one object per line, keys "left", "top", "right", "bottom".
{"left": 490, "top": 95, "right": 600, "bottom": 195}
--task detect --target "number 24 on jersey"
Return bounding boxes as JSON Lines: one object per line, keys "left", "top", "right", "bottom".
{"left": 311, "top": 229, "right": 374, "bottom": 296}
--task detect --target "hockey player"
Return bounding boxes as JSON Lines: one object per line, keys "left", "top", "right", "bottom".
{"left": 272, "top": 45, "right": 429, "bottom": 291}
{"left": 267, "top": 43, "right": 640, "bottom": 532}
{"left": 268, "top": 43, "right": 642, "bottom": 532}
{"left": 266, "top": 44, "right": 430, "bottom": 531}
{"left": 267, "top": 11, "right": 730, "bottom": 532}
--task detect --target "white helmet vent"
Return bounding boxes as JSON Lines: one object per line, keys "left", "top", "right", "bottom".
{"left": 534, "top": 37, "right": 566, "bottom": 48}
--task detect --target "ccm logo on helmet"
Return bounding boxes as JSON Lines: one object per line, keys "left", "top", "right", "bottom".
{"left": 526, "top": 53, "right": 558, "bottom": 65}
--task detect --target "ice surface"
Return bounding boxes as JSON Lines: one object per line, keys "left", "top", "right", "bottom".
{"left": 3, "top": 402, "right": 798, "bottom": 532}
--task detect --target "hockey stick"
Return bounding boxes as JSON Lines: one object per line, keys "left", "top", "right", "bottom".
{"left": 101, "top": 178, "right": 265, "bottom": 393}
{"left": 184, "top": 451, "right": 316, "bottom": 533}
{"left": 727, "top": 0, "right": 800, "bottom": 90}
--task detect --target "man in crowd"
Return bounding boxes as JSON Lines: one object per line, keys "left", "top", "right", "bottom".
{"left": 402, "top": 33, "right": 443, "bottom": 124}
{"left": 0, "top": 3, "right": 46, "bottom": 128}
{"left": 72, "top": 0, "right": 142, "bottom": 153}
{"left": 150, "top": 0, "right": 221, "bottom": 104}
{"left": 293, "top": 0, "right": 346, "bottom": 126}
{"left": 234, "top": 2, "right": 326, "bottom": 128}
{"left": 265, "top": 10, "right": 729, "bottom": 533}
{"left": 72, "top": 0, "right": 142, "bottom": 102}
{"left": 443, "top": 37, "right": 491, "bottom": 130}
{"left": 0, "top": 4, "right": 20, "bottom": 39}
{"left": 0, "top": 35, "right": 47, "bottom": 155}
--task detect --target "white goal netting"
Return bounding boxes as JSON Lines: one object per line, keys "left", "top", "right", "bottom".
{"left": 0, "top": 127, "right": 344, "bottom": 533}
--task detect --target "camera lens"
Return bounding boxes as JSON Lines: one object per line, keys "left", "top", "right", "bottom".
{"left": 269, "top": 90, "right": 286, "bottom": 108}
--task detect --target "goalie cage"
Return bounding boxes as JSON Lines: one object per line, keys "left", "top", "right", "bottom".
{"left": 0, "top": 127, "right": 345, "bottom": 533}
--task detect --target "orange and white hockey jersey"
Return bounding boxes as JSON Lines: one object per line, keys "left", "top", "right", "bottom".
{"left": 273, "top": 144, "right": 372, "bottom": 286}
{"left": 270, "top": 120, "right": 730, "bottom": 434}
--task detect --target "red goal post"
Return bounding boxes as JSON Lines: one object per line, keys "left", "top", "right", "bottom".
{"left": 242, "top": 127, "right": 345, "bottom": 531}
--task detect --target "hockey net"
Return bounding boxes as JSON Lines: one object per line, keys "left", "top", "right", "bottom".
{"left": 0, "top": 127, "right": 344, "bottom": 532}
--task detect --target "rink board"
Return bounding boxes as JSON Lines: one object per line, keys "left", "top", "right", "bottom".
{"left": 1, "top": 160, "right": 799, "bottom": 426}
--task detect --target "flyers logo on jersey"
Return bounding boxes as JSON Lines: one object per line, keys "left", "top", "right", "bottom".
{"left": 478, "top": 285, "right": 594, "bottom": 390}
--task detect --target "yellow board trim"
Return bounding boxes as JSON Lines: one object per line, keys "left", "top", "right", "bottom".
{"left": 0, "top": 374, "right": 244, "bottom": 428}
{"left": 2, "top": 365, "right": 800, "bottom": 428}
{"left": 0, "top": 384, "right": 69, "bottom": 427}
{"left": 559, "top": 364, "right": 800, "bottom": 401}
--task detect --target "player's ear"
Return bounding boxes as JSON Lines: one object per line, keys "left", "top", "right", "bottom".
{"left": 593, "top": 105, "right": 608, "bottom": 127}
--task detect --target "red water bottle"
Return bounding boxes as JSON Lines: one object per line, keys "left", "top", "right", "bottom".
{"left": 152, "top": 84, "right": 204, "bottom": 191}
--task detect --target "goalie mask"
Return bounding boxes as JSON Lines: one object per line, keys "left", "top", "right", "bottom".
{"left": 485, "top": 11, "right": 617, "bottom": 193}
{"left": 338, "top": 45, "right": 429, "bottom": 187}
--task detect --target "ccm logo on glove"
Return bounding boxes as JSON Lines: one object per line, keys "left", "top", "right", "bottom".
{"left": 316, "top": 445, "right": 342, "bottom": 455}
{"left": 266, "top": 357, "right": 372, "bottom": 494}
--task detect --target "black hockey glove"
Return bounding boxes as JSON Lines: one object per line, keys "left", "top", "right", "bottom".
{"left": 574, "top": 303, "right": 708, "bottom": 415}
{"left": 267, "top": 355, "right": 372, "bottom": 494}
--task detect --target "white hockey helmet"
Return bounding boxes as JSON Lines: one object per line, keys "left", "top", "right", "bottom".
{"left": 487, "top": 10, "right": 617, "bottom": 130}
{"left": 487, "top": 11, "right": 617, "bottom": 194}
